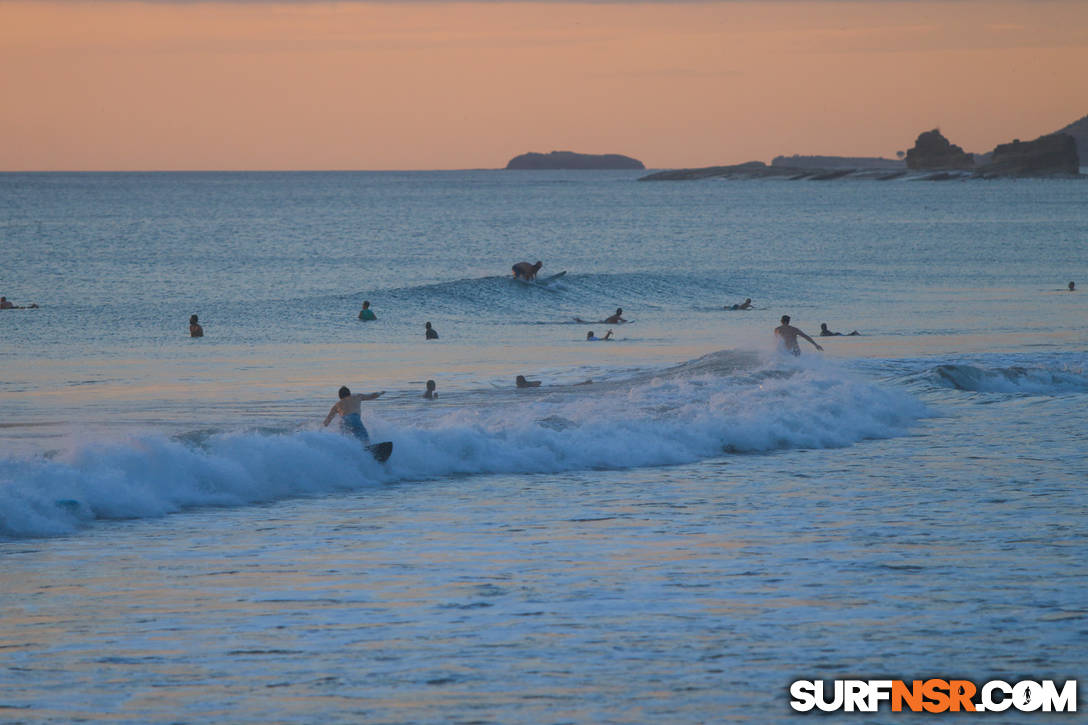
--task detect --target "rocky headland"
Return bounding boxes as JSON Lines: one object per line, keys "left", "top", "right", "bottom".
{"left": 506, "top": 151, "right": 645, "bottom": 170}
{"left": 978, "top": 133, "right": 1080, "bottom": 177}
{"left": 772, "top": 155, "right": 904, "bottom": 170}
{"left": 639, "top": 121, "right": 1083, "bottom": 181}
{"left": 1053, "top": 114, "right": 1088, "bottom": 162}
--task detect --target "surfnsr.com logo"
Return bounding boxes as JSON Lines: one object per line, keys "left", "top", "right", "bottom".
{"left": 789, "top": 679, "right": 1077, "bottom": 713}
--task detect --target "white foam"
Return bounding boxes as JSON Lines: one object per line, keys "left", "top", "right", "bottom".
{"left": 0, "top": 356, "right": 925, "bottom": 539}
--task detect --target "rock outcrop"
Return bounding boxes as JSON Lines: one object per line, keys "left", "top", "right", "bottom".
{"left": 976, "top": 133, "right": 1080, "bottom": 177}
{"left": 772, "top": 155, "right": 904, "bottom": 170}
{"left": 905, "top": 129, "right": 974, "bottom": 170}
{"left": 638, "top": 162, "right": 907, "bottom": 181}
{"left": 505, "top": 151, "right": 644, "bottom": 170}
{"left": 1051, "top": 114, "right": 1088, "bottom": 165}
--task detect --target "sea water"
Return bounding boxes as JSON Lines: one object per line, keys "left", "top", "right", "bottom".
{"left": 1, "top": 171, "right": 1086, "bottom": 722}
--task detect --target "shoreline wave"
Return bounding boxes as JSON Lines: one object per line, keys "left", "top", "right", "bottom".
{"left": 1, "top": 352, "right": 925, "bottom": 539}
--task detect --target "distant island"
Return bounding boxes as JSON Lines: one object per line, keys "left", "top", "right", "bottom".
{"left": 641, "top": 115, "right": 1084, "bottom": 181}
{"left": 506, "top": 151, "right": 645, "bottom": 170}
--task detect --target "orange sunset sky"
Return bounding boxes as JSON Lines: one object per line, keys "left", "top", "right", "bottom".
{"left": 1, "top": 0, "right": 1086, "bottom": 171}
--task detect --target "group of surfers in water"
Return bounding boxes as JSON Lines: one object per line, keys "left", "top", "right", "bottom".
{"left": 320, "top": 260, "right": 881, "bottom": 445}
{"left": 191, "top": 262, "right": 1081, "bottom": 445}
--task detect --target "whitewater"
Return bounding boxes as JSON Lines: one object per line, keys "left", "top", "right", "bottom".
{"left": 1, "top": 170, "right": 1086, "bottom": 722}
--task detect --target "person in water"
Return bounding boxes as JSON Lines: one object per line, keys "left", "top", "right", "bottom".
{"left": 515, "top": 375, "right": 541, "bottom": 388}
{"left": 358, "top": 301, "right": 377, "bottom": 321}
{"left": 775, "top": 315, "right": 822, "bottom": 356}
{"left": 425, "top": 321, "right": 439, "bottom": 340}
{"left": 324, "top": 385, "right": 385, "bottom": 443}
{"left": 423, "top": 380, "right": 437, "bottom": 399}
{"left": 728, "top": 298, "right": 753, "bottom": 310}
{"left": 819, "top": 322, "right": 860, "bottom": 337}
{"left": 604, "top": 308, "right": 626, "bottom": 324}
{"left": 1070, "top": 281, "right": 1076, "bottom": 291}
{"left": 512, "top": 261, "right": 543, "bottom": 281}
{"left": 586, "top": 330, "right": 613, "bottom": 341}
{"left": 1, "top": 296, "right": 37, "bottom": 309}
{"left": 189, "top": 314, "right": 203, "bottom": 337}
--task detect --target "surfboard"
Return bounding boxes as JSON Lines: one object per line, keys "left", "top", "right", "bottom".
{"left": 516, "top": 270, "right": 567, "bottom": 288}
{"left": 367, "top": 441, "right": 393, "bottom": 462}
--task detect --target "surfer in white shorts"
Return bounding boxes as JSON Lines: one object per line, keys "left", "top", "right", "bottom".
{"left": 774, "top": 315, "right": 822, "bottom": 356}
{"left": 324, "top": 386, "right": 385, "bottom": 443}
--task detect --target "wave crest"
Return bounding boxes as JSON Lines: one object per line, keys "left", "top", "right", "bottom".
{"left": 1, "top": 356, "right": 924, "bottom": 539}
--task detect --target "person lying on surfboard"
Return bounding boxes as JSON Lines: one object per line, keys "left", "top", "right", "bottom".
{"left": 323, "top": 385, "right": 384, "bottom": 443}
{"left": 727, "top": 298, "right": 753, "bottom": 310}
{"left": 512, "top": 261, "right": 543, "bottom": 281}
{"left": 515, "top": 375, "right": 541, "bottom": 388}
{"left": 586, "top": 330, "right": 613, "bottom": 341}
{"left": 574, "top": 308, "right": 627, "bottom": 324}
{"left": 604, "top": 308, "right": 626, "bottom": 324}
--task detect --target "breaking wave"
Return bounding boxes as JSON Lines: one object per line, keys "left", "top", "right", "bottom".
{"left": 1, "top": 352, "right": 926, "bottom": 539}
{"left": 928, "top": 363, "right": 1088, "bottom": 395}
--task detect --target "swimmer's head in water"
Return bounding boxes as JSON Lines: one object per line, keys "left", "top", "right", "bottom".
{"left": 781, "top": 315, "right": 790, "bottom": 325}
{"left": 362, "top": 301, "right": 370, "bottom": 308}
{"left": 516, "top": 375, "right": 526, "bottom": 384}
{"left": 426, "top": 380, "right": 436, "bottom": 391}
{"left": 190, "top": 314, "right": 199, "bottom": 324}
{"left": 338, "top": 386, "right": 351, "bottom": 399}
{"left": 1070, "top": 282, "right": 1076, "bottom": 291}
{"left": 820, "top": 323, "right": 829, "bottom": 330}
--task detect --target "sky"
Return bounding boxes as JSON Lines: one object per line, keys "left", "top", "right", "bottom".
{"left": 1, "top": 0, "right": 1086, "bottom": 171}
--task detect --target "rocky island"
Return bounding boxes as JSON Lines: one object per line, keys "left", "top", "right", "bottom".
{"left": 506, "top": 151, "right": 645, "bottom": 170}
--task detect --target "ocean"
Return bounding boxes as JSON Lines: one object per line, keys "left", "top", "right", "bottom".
{"left": 1, "top": 170, "right": 1086, "bottom": 722}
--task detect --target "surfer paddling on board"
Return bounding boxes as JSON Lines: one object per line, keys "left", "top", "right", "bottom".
{"left": 819, "top": 322, "right": 860, "bottom": 337}
{"left": 512, "top": 261, "right": 543, "bottom": 281}
{"left": 728, "top": 298, "right": 753, "bottom": 310}
{"left": 1, "top": 296, "right": 37, "bottom": 310}
{"left": 604, "top": 308, "right": 626, "bottom": 324}
{"left": 774, "top": 316, "right": 822, "bottom": 356}
{"left": 324, "top": 386, "right": 385, "bottom": 443}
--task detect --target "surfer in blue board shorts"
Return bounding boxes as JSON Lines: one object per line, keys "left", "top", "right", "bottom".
{"left": 512, "top": 261, "right": 543, "bottom": 281}
{"left": 323, "top": 386, "right": 385, "bottom": 443}
{"left": 774, "top": 315, "right": 822, "bottom": 356}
